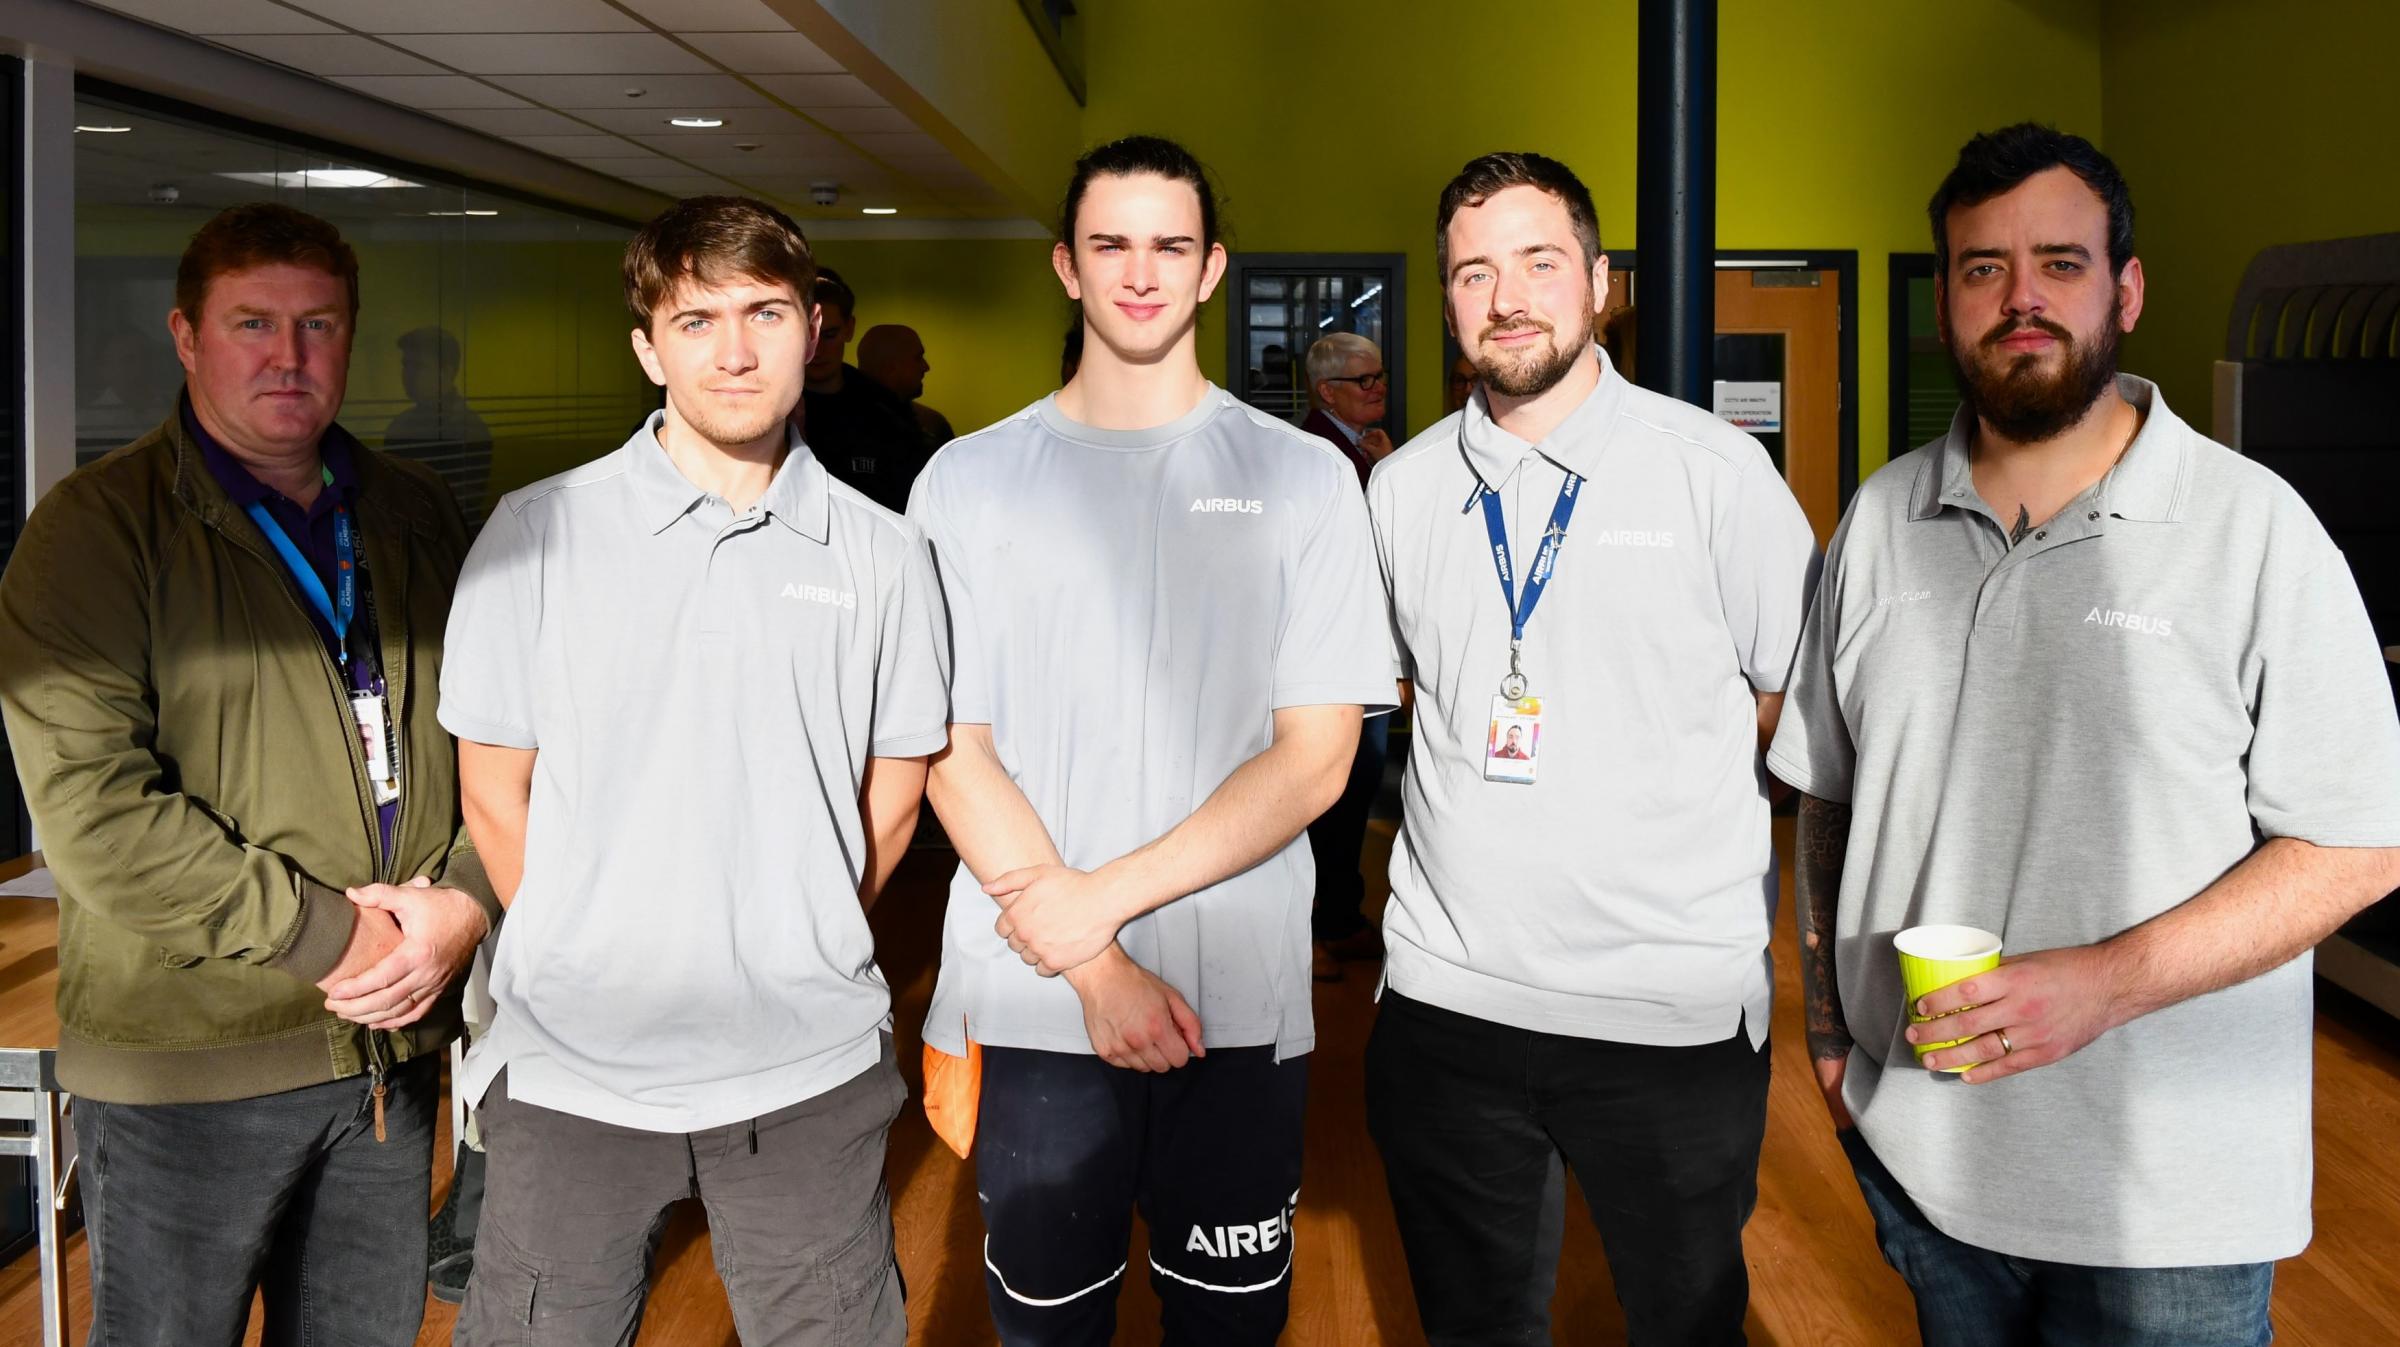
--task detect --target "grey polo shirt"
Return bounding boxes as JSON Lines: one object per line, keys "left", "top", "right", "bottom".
{"left": 440, "top": 413, "right": 950, "bottom": 1133}
{"left": 908, "top": 386, "right": 1396, "bottom": 1061}
{"left": 1368, "top": 349, "right": 1820, "bottom": 1047}
{"left": 1767, "top": 376, "right": 2400, "bottom": 1267}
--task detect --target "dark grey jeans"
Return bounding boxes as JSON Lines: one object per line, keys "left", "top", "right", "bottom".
{"left": 77, "top": 1055, "right": 438, "bottom": 1347}
{"left": 456, "top": 1039, "right": 907, "bottom": 1347}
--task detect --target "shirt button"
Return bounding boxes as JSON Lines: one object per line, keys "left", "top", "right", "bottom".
{"left": 1951, "top": 489, "right": 1965, "bottom": 497}
{"left": 2035, "top": 530, "right": 2047, "bottom": 541}
{"left": 2088, "top": 511, "right": 2100, "bottom": 520}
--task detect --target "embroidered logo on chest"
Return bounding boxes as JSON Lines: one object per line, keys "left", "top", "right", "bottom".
{"left": 1589, "top": 528, "right": 1674, "bottom": 548}
{"left": 1190, "top": 497, "right": 1265, "bottom": 514}
{"left": 2083, "top": 606, "right": 2172, "bottom": 637}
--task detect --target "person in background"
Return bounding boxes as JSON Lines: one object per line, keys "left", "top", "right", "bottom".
{"left": 1770, "top": 122, "right": 2400, "bottom": 1347}
{"left": 1301, "top": 331, "right": 1394, "bottom": 488}
{"left": 858, "top": 322, "right": 958, "bottom": 450}
{"left": 800, "top": 265, "right": 928, "bottom": 512}
{"left": 0, "top": 201, "right": 497, "bottom": 1347}
{"left": 382, "top": 325, "right": 495, "bottom": 526}
{"left": 1298, "top": 330, "right": 1398, "bottom": 982}
{"left": 1445, "top": 352, "right": 1480, "bottom": 415}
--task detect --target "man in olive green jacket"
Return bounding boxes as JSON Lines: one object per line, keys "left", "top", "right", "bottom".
{"left": 0, "top": 203, "right": 497, "bottom": 1347}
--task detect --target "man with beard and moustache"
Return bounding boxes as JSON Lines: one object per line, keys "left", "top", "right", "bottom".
{"left": 1768, "top": 125, "right": 2400, "bottom": 1346}
{"left": 1363, "top": 152, "right": 1818, "bottom": 1345}
{"left": 443, "top": 197, "right": 947, "bottom": 1344}
{"left": 909, "top": 135, "right": 1393, "bottom": 1345}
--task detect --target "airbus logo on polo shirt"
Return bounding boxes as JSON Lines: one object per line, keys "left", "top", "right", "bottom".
{"left": 2084, "top": 605, "right": 2173, "bottom": 636}
{"left": 1190, "top": 497, "right": 1265, "bottom": 514}
{"left": 779, "top": 582, "right": 857, "bottom": 608}
{"left": 1590, "top": 528, "right": 1675, "bottom": 547}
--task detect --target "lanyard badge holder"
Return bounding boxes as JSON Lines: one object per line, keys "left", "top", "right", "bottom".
{"left": 1472, "top": 470, "right": 1582, "bottom": 784}
{"left": 247, "top": 473, "right": 402, "bottom": 806}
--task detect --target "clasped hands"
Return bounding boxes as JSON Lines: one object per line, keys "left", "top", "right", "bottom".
{"left": 317, "top": 876, "right": 490, "bottom": 1031}
{"left": 987, "top": 864, "right": 1206, "bottom": 1073}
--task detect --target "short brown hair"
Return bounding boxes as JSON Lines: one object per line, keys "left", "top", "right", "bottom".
{"left": 623, "top": 196, "right": 816, "bottom": 334}
{"left": 1435, "top": 152, "right": 1602, "bottom": 282}
{"left": 175, "top": 202, "right": 360, "bottom": 323}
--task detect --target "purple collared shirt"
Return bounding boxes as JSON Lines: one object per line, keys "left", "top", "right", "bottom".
{"left": 188, "top": 399, "right": 398, "bottom": 860}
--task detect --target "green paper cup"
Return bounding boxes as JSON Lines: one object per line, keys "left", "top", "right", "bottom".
{"left": 1894, "top": 924, "right": 2001, "bottom": 1072}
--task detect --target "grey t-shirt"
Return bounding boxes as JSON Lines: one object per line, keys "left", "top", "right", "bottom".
{"left": 1768, "top": 378, "right": 2400, "bottom": 1267}
{"left": 908, "top": 386, "right": 1396, "bottom": 1060}
{"left": 441, "top": 415, "right": 950, "bottom": 1132}
{"left": 1369, "top": 351, "right": 1820, "bottom": 1045}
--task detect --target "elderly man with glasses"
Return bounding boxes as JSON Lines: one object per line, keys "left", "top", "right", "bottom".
{"left": 1302, "top": 331, "right": 1393, "bottom": 489}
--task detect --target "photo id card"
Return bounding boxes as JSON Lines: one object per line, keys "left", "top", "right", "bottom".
{"left": 1484, "top": 695, "right": 1544, "bottom": 784}
{"left": 350, "top": 691, "right": 402, "bottom": 805}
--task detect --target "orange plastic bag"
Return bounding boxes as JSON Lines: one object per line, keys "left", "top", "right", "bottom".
{"left": 922, "top": 1038, "right": 982, "bottom": 1159}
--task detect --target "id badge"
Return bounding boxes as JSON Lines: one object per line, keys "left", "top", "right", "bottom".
{"left": 349, "top": 691, "right": 402, "bottom": 805}
{"left": 1484, "top": 695, "right": 1544, "bottom": 784}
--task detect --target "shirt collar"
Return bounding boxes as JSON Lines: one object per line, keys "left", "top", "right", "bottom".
{"left": 184, "top": 392, "right": 362, "bottom": 514}
{"left": 1909, "top": 373, "right": 2191, "bottom": 525}
{"left": 630, "top": 410, "right": 831, "bottom": 542}
{"left": 1456, "top": 344, "right": 1627, "bottom": 491}
{"left": 1322, "top": 410, "right": 1364, "bottom": 446}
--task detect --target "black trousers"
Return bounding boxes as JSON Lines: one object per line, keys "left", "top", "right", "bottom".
{"left": 974, "top": 1044, "right": 1309, "bottom": 1347}
{"left": 77, "top": 1056, "right": 438, "bottom": 1347}
{"left": 1366, "top": 991, "right": 1770, "bottom": 1347}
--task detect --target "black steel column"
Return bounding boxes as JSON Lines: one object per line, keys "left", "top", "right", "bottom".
{"left": 1634, "top": 0, "right": 1716, "bottom": 407}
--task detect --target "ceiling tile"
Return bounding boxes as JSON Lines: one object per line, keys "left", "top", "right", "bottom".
{"left": 288, "top": 0, "right": 643, "bottom": 32}
{"left": 213, "top": 34, "right": 448, "bottom": 75}
{"left": 579, "top": 105, "right": 810, "bottom": 135}
{"left": 566, "top": 156, "right": 681, "bottom": 176}
{"left": 480, "top": 73, "right": 770, "bottom": 109}
{"left": 507, "top": 134, "right": 651, "bottom": 156}
{"left": 625, "top": 128, "right": 836, "bottom": 155}
{"left": 624, "top": 173, "right": 749, "bottom": 195}
{"left": 752, "top": 74, "right": 885, "bottom": 108}
{"left": 433, "top": 106, "right": 599, "bottom": 138}
{"left": 677, "top": 31, "right": 839, "bottom": 74}
{"left": 795, "top": 106, "right": 917, "bottom": 135}
{"left": 88, "top": 0, "right": 337, "bottom": 33}
{"left": 613, "top": 0, "right": 793, "bottom": 31}
{"left": 329, "top": 75, "right": 531, "bottom": 109}
{"left": 383, "top": 32, "right": 712, "bottom": 75}
{"left": 845, "top": 131, "right": 946, "bottom": 158}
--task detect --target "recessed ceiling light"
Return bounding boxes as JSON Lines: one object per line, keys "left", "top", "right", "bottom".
{"left": 219, "top": 168, "right": 419, "bottom": 190}
{"left": 427, "top": 211, "right": 467, "bottom": 216}
{"left": 464, "top": 209, "right": 499, "bottom": 216}
{"left": 624, "top": 87, "right": 646, "bottom": 98}
{"left": 861, "top": 207, "right": 898, "bottom": 215}
{"left": 75, "top": 125, "right": 132, "bottom": 134}
{"left": 668, "top": 117, "right": 724, "bottom": 129}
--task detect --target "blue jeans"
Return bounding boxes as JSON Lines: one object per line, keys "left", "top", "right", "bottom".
{"left": 1839, "top": 1129, "right": 2273, "bottom": 1347}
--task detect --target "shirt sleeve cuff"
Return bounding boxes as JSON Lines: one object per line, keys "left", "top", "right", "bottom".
{"left": 870, "top": 726, "right": 950, "bottom": 759}
{"left": 438, "top": 709, "right": 537, "bottom": 750}
{"left": 265, "top": 877, "right": 355, "bottom": 984}
{"left": 1763, "top": 748, "right": 1850, "bottom": 804}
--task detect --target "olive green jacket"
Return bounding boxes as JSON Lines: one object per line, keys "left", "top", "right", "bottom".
{"left": 0, "top": 411, "right": 500, "bottom": 1104}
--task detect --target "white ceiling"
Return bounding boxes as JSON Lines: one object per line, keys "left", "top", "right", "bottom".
{"left": 76, "top": 0, "right": 1020, "bottom": 221}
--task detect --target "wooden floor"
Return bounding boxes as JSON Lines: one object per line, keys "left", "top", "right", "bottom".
{"left": 6, "top": 818, "right": 2400, "bottom": 1345}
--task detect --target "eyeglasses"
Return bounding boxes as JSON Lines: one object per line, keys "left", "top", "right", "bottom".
{"left": 1324, "top": 370, "right": 1388, "bottom": 391}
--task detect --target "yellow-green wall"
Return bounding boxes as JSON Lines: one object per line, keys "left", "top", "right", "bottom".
{"left": 808, "top": 236, "right": 1062, "bottom": 437}
{"left": 2102, "top": 0, "right": 2400, "bottom": 422}
{"left": 846, "top": 0, "right": 2105, "bottom": 475}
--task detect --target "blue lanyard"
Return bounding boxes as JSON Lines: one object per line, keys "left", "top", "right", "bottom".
{"left": 245, "top": 468, "right": 356, "bottom": 665}
{"left": 1474, "top": 470, "right": 1583, "bottom": 695}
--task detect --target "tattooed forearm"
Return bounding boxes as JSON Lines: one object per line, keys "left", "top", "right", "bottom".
{"left": 1796, "top": 793, "right": 1854, "bottom": 1062}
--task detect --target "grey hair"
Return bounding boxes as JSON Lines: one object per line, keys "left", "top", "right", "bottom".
{"left": 1305, "top": 332, "right": 1381, "bottom": 388}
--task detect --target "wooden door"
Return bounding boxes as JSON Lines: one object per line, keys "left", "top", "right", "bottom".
{"left": 1716, "top": 268, "right": 1842, "bottom": 545}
